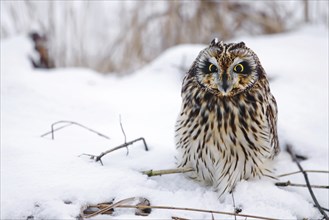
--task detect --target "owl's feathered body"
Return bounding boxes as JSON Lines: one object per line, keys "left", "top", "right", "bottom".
{"left": 175, "top": 40, "right": 279, "bottom": 197}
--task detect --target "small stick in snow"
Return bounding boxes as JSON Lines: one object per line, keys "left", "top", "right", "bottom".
{"left": 286, "top": 144, "right": 329, "bottom": 220}
{"left": 141, "top": 167, "right": 194, "bottom": 177}
{"left": 275, "top": 181, "right": 329, "bottom": 189}
{"left": 40, "top": 120, "right": 110, "bottom": 140}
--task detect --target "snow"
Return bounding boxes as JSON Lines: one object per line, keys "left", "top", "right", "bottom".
{"left": 1, "top": 25, "right": 328, "bottom": 219}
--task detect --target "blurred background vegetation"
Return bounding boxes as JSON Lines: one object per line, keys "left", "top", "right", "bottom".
{"left": 1, "top": 0, "right": 328, "bottom": 74}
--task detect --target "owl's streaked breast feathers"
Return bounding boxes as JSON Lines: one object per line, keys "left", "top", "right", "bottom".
{"left": 175, "top": 40, "right": 279, "bottom": 197}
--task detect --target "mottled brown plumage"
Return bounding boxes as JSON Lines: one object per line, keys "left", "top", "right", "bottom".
{"left": 175, "top": 39, "right": 279, "bottom": 198}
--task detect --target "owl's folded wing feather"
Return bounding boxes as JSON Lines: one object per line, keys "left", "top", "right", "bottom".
{"left": 266, "top": 94, "right": 280, "bottom": 157}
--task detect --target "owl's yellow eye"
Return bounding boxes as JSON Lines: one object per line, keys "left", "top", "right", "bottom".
{"left": 233, "top": 63, "right": 244, "bottom": 73}
{"left": 208, "top": 64, "right": 218, "bottom": 73}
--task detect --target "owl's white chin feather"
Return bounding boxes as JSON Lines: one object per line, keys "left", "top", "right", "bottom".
{"left": 218, "top": 89, "right": 229, "bottom": 96}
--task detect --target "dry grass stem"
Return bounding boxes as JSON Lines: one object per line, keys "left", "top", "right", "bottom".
{"left": 278, "top": 170, "right": 329, "bottom": 178}
{"left": 115, "top": 204, "right": 280, "bottom": 220}
{"left": 142, "top": 167, "right": 194, "bottom": 177}
{"left": 81, "top": 198, "right": 281, "bottom": 220}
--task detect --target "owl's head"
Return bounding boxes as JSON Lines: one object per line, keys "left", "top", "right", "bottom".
{"left": 191, "top": 39, "right": 264, "bottom": 97}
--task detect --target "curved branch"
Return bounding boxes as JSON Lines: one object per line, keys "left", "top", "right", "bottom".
{"left": 40, "top": 120, "right": 110, "bottom": 140}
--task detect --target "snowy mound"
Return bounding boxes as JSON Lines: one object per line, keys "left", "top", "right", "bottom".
{"left": 1, "top": 26, "right": 328, "bottom": 219}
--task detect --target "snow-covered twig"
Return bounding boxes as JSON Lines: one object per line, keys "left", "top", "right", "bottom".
{"left": 82, "top": 197, "right": 136, "bottom": 218}
{"left": 40, "top": 120, "right": 110, "bottom": 140}
{"left": 286, "top": 144, "right": 329, "bottom": 220}
{"left": 81, "top": 197, "right": 151, "bottom": 218}
{"left": 275, "top": 181, "right": 329, "bottom": 189}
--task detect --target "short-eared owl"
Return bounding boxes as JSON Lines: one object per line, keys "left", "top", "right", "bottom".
{"left": 175, "top": 39, "right": 279, "bottom": 197}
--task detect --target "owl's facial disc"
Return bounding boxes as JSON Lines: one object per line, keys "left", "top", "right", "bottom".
{"left": 196, "top": 55, "right": 257, "bottom": 96}
{"left": 195, "top": 42, "right": 260, "bottom": 96}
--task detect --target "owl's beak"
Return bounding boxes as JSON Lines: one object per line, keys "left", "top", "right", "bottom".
{"left": 221, "top": 73, "right": 229, "bottom": 92}
{"left": 218, "top": 72, "right": 232, "bottom": 94}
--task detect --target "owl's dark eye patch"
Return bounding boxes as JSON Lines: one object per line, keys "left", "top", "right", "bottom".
{"left": 201, "top": 61, "right": 218, "bottom": 74}
{"left": 209, "top": 64, "right": 218, "bottom": 72}
{"left": 233, "top": 61, "right": 250, "bottom": 74}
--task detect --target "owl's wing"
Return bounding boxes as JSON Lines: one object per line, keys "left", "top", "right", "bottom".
{"left": 266, "top": 93, "right": 280, "bottom": 157}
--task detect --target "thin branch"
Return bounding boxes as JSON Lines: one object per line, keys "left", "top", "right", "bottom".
{"left": 142, "top": 167, "right": 194, "bottom": 177}
{"left": 115, "top": 204, "right": 280, "bottom": 220}
{"left": 275, "top": 181, "right": 329, "bottom": 189}
{"left": 40, "top": 120, "right": 110, "bottom": 140}
{"left": 80, "top": 137, "right": 148, "bottom": 165}
{"left": 278, "top": 170, "right": 329, "bottom": 178}
{"left": 286, "top": 144, "right": 329, "bottom": 219}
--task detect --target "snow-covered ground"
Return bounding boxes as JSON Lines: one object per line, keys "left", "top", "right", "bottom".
{"left": 1, "top": 25, "right": 328, "bottom": 219}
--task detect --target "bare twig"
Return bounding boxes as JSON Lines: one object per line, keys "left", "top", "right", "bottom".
{"left": 142, "top": 167, "right": 194, "bottom": 177}
{"left": 80, "top": 117, "right": 148, "bottom": 165}
{"left": 115, "top": 204, "right": 280, "bottom": 220}
{"left": 275, "top": 181, "right": 329, "bottom": 189}
{"left": 40, "top": 120, "right": 110, "bottom": 140}
{"left": 80, "top": 137, "right": 148, "bottom": 165}
{"left": 278, "top": 170, "right": 329, "bottom": 178}
{"left": 286, "top": 144, "right": 329, "bottom": 219}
